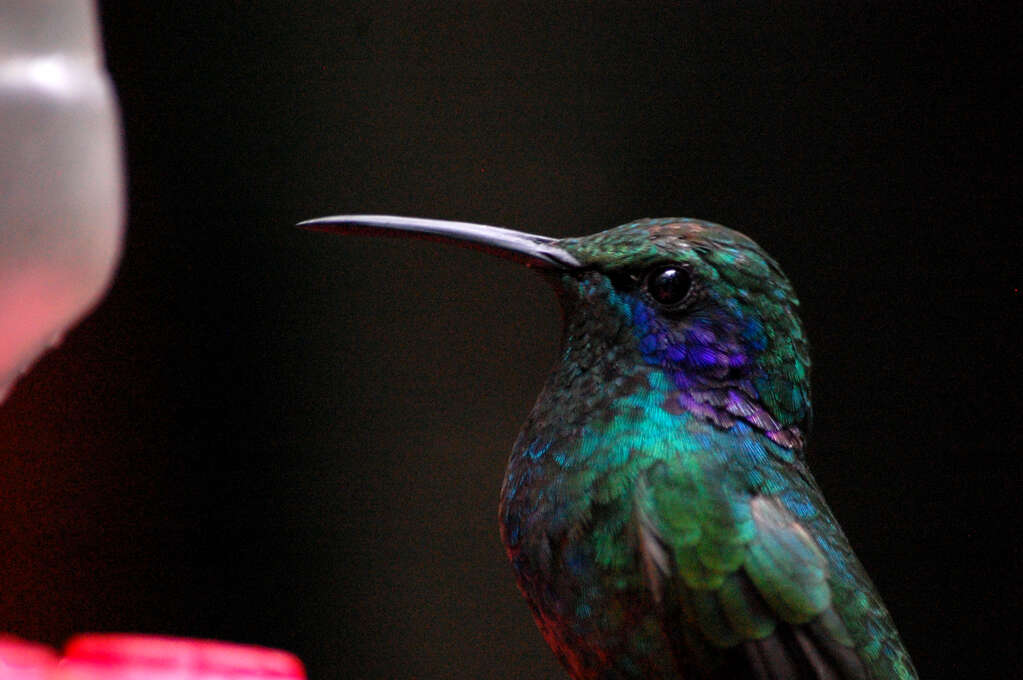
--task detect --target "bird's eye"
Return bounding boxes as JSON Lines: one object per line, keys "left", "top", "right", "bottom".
{"left": 645, "top": 265, "right": 691, "bottom": 307}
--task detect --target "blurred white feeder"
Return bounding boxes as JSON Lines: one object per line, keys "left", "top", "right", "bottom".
{"left": 0, "top": 0, "right": 124, "bottom": 401}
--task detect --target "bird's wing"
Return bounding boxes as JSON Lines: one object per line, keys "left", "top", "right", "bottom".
{"left": 634, "top": 460, "right": 868, "bottom": 679}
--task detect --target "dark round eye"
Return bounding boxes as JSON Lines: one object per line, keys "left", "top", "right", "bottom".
{"left": 645, "top": 265, "right": 691, "bottom": 307}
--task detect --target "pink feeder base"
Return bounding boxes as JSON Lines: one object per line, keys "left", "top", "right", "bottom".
{"left": 0, "top": 634, "right": 305, "bottom": 680}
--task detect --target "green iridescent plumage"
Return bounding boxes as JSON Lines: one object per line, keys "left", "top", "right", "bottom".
{"left": 304, "top": 214, "right": 918, "bottom": 679}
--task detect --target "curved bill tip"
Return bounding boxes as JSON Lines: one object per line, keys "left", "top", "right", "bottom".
{"left": 297, "top": 214, "right": 580, "bottom": 269}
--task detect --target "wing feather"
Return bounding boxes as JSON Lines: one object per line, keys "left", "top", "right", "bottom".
{"left": 635, "top": 462, "right": 867, "bottom": 679}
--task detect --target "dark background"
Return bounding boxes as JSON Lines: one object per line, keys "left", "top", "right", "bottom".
{"left": 1, "top": 3, "right": 1017, "bottom": 678}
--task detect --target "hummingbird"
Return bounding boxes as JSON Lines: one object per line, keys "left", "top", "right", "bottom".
{"left": 301, "top": 214, "right": 918, "bottom": 680}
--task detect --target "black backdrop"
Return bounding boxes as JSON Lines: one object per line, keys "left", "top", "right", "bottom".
{"left": 1, "top": 3, "right": 1017, "bottom": 678}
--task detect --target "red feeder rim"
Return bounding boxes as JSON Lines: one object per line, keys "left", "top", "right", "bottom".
{"left": 58, "top": 634, "right": 305, "bottom": 679}
{"left": 0, "top": 635, "right": 58, "bottom": 679}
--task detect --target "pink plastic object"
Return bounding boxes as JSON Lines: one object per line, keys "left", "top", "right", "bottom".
{"left": 55, "top": 634, "right": 306, "bottom": 680}
{"left": 0, "top": 635, "right": 58, "bottom": 680}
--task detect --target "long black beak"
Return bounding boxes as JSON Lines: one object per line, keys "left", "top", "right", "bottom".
{"left": 297, "top": 214, "right": 581, "bottom": 270}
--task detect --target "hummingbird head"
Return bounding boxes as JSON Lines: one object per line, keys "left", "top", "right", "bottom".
{"left": 553, "top": 219, "right": 810, "bottom": 449}
{"left": 300, "top": 215, "right": 810, "bottom": 449}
